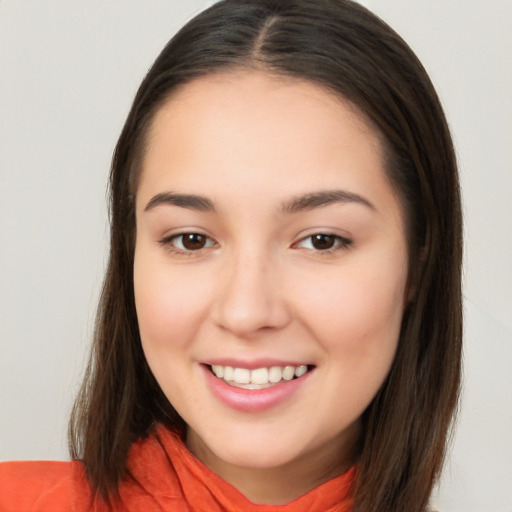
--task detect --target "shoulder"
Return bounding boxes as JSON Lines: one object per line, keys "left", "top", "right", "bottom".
{"left": 0, "top": 460, "right": 96, "bottom": 512}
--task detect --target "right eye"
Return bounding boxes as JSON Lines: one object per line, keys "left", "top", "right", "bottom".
{"left": 160, "top": 232, "right": 217, "bottom": 252}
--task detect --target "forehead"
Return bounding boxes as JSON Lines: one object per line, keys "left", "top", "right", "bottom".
{"left": 146, "top": 71, "right": 380, "bottom": 155}
{"left": 137, "top": 71, "right": 399, "bottom": 220}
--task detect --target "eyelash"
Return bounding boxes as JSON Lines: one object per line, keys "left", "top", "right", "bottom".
{"left": 158, "top": 232, "right": 352, "bottom": 255}
{"left": 158, "top": 232, "right": 217, "bottom": 256}
{"left": 293, "top": 233, "right": 352, "bottom": 254}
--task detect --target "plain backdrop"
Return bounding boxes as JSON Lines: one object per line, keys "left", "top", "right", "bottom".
{"left": 1, "top": 2, "right": 511, "bottom": 511}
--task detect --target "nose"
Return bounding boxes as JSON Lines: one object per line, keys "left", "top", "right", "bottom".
{"left": 212, "top": 247, "right": 291, "bottom": 338}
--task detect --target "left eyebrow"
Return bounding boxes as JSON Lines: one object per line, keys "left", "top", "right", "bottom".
{"left": 281, "top": 190, "right": 376, "bottom": 213}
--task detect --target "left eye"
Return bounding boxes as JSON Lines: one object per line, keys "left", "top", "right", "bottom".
{"left": 296, "top": 234, "right": 351, "bottom": 251}
{"left": 165, "top": 233, "right": 216, "bottom": 251}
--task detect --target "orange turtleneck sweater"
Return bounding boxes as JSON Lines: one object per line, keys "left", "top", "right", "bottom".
{"left": 0, "top": 424, "right": 355, "bottom": 511}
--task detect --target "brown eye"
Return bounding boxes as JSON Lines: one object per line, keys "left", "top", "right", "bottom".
{"left": 181, "top": 233, "right": 208, "bottom": 250}
{"left": 161, "top": 232, "right": 216, "bottom": 252}
{"left": 295, "top": 233, "right": 352, "bottom": 252}
{"left": 311, "top": 234, "right": 336, "bottom": 250}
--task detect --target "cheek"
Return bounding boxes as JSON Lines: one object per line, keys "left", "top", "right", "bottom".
{"left": 291, "top": 253, "right": 407, "bottom": 370}
{"left": 133, "top": 252, "right": 213, "bottom": 410}
{"left": 133, "top": 251, "right": 208, "bottom": 356}
{"left": 292, "top": 259, "right": 407, "bottom": 426}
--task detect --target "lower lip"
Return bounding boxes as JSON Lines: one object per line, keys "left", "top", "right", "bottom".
{"left": 201, "top": 365, "right": 312, "bottom": 413}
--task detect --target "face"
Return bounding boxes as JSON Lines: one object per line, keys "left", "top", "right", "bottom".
{"left": 134, "top": 71, "right": 409, "bottom": 482}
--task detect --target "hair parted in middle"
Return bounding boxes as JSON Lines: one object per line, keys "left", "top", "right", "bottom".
{"left": 69, "top": 2, "right": 462, "bottom": 511}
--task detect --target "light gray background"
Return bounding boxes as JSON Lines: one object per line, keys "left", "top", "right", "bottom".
{"left": 1, "top": 2, "right": 511, "bottom": 511}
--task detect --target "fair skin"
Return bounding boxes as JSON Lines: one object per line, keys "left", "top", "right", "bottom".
{"left": 133, "top": 71, "right": 409, "bottom": 504}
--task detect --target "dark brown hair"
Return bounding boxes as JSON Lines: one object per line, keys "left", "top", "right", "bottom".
{"left": 69, "top": 1, "right": 463, "bottom": 511}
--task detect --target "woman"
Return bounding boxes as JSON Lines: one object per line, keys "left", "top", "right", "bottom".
{"left": 0, "top": 1, "right": 462, "bottom": 511}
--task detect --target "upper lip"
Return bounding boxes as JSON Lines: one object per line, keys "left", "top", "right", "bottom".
{"left": 201, "top": 358, "right": 313, "bottom": 370}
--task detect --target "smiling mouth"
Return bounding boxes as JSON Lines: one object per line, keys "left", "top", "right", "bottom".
{"left": 206, "top": 364, "right": 315, "bottom": 389}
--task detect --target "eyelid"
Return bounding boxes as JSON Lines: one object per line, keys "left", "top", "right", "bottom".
{"left": 292, "top": 231, "right": 353, "bottom": 252}
{"left": 158, "top": 230, "right": 218, "bottom": 254}
{"left": 157, "top": 228, "right": 352, "bottom": 255}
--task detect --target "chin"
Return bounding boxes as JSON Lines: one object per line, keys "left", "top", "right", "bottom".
{"left": 188, "top": 419, "right": 353, "bottom": 471}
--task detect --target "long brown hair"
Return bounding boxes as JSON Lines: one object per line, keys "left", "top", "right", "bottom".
{"left": 69, "top": 1, "right": 463, "bottom": 511}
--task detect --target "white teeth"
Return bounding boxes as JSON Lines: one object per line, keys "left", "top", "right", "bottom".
{"left": 295, "top": 365, "right": 308, "bottom": 378}
{"left": 223, "top": 366, "right": 234, "bottom": 381}
{"left": 268, "top": 366, "right": 283, "bottom": 383}
{"left": 210, "top": 364, "right": 310, "bottom": 386}
{"left": 233, "top": 368, "right": 251, "bottom": 384}
{"left": 250, "top": 367, "right": 269, "bottom": 385}
{"left": 282, "top": 366, "right": 295, "bottom": 381}
{"left": 212, "top": 365, "right": 223, "bottom": 378}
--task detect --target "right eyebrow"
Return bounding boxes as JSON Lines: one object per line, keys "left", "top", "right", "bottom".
{"left": 144, "top": 192, "right": 216, "bottom": 212}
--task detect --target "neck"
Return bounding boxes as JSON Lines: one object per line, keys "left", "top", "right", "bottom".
{"left": 186, "top": 425, "right": 359, "bottom": 505}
